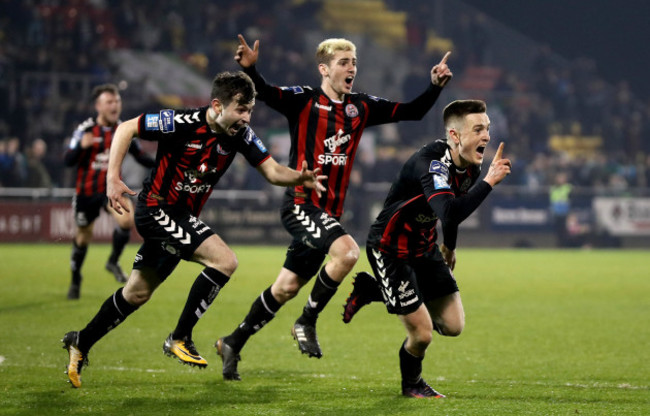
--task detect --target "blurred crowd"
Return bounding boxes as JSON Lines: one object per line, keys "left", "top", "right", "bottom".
{"left": 1, "top": 0, "right": 649, "bottom": 194}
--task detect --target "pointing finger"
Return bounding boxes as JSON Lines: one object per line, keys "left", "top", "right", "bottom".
{"left": 237, "top": 34, "right": 249, "bottom": 49}
{"left": 493, "top": 142, "right": 504, "bottom": 161}
{"left": 439, "top": 51, "right": 451, "bottom": 65}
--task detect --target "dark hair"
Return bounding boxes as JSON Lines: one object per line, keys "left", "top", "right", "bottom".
{"left": 91, "top": 84, "right": 119, "bottom": 101}
{"left": 443, "top": 99, "right": 487, "bottom": 126}
{"left": 210, "top": 71, "right": 256, "bottom": 106}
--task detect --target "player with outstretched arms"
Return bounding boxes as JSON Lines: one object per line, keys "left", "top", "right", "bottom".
{"left": 215, "top": 34, "right": 452, "bottom": 381}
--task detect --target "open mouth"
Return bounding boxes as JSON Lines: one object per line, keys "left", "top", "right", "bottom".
{"left": 476, "top": 146, "right": 486, "bottom": 157}
{"left": 345, "top": 76, "right": 354, "bottom": 87}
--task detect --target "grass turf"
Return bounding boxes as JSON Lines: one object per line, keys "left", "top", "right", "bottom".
{"left": 0, "top": 244, "right": 648, "bottom": 415}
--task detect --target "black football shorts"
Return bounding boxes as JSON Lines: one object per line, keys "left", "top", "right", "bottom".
{"left": 132, "top": 204, "right": 215, "bottom": 281}
{"left": 72, "top": 193, "right": 109, "bottom": 227}
{"left": 366, "top": 244, "right": 459, "bottom": 315}
{"left": 280, "top": 203, "right": 348, "bottom": 279}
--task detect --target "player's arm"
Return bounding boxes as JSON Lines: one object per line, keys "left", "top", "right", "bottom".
{"left": 235, "top": 34, "right": 304, "bottom": 112}
{"left": 426, "top": 143, "right": 511, "bottom": 249}
{"left": 256, "top": 159, "right": 327, "bottom": 197}
{"left": 106, "top": 117, "right": 139, "bottom": 214}
{"left": 235, "top": 34, "right": 273, "bottom": 97}
{"left": 385, "top": 52, "right": 453, "bottom": 122}
{"left": 63, "top": 129, "right": 94, "bottom": 166}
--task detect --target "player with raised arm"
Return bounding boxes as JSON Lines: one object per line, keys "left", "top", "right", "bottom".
{"left": 215, "top": 34, "right": 452, "bottom": 381}
{"left": 61, "top": 71, "right": 325, "bottom": 388}
{"left": 342, "top": 100, "right": 511, "bottom": 398}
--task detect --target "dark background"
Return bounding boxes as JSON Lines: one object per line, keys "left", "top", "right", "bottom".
{"left": 463, "top": 0, "right": 650, "bottom": 97}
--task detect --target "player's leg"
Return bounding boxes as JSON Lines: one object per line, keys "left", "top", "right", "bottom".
{"left": 296, "top": 234, "right": 359, "bottom": 324}
{"left": 68, "top": 195, "right": 100, "bottom": 299}
{"left": 167, "top": 233, "right": 235, "bottom": 367}
{"left": 371, "top": 249, "right": 445, "bottom": 398}
{"left": 418, "top": 246, "right": 464, "bottom": 337}
{"left": 68, "top": 224, "right": 93, "bottom": 299}
{"left": 425, "top": 292, "right": 464, "bottom": 337}
{"left": 105, "top": 197, "right": 134, "bottom": 283}
{"left": 216, "top": 266, "right": 306, "bottom": 380}
{"left": 398, "top": 307, "right": 445, "bottom": 399}
{"left": 62, "top": 266, "right": 160, "bottom": 388}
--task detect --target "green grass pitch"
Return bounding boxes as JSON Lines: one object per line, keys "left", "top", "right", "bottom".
{"left": 0, "top": 243, "right": 648, "bottom": 415}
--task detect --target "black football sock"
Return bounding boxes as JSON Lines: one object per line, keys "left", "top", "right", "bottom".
{"left": 77, "top": 287, "right": 139, "bottom": 353}
{"left": 70, "top": 241, "right": 87, "bottom": 286}
{"left": 108, "top": 226, "right": 130, "bottom": 264}
{"left": 296, "top": 266, "right": 340, "bottom": 326}
{"left": 171, "top": 267, "right": 229, "bottom": 340}
{"left": 224, "top": 286, "right": 281, "bottom": 352}
{"left": 399, "top": 339, "right": 424, "bottom": 386}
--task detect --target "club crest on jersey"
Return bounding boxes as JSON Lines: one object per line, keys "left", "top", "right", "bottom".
{"left": 159, "top": 109, "right": 175, "bottom": 133}
{"left": 345, "top": 104, "right": 359, "bottom": 118}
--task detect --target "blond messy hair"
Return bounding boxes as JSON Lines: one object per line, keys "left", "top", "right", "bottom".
{"left": 316, "top": 38, "right": 356, "bottom": 65}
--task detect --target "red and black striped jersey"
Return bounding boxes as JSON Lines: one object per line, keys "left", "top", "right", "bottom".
{"left": 367, "top": 140, "right": 491, "bottom": 259}
{"left": 64, "top": 118, "right": 154, "bottom": 196}
{"left": 136, "top": 107, "right": 271, "bottom": 216}
{"left": 244, "top": 66, "right": 443, "bottom": 218}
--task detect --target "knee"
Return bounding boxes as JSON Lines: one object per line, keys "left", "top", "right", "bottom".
{"left": 207, "top": 251, "right": 238, "bottom": 276}
{"left": 333, "top": 244, "right": 360, "bottom": 272}
{"left": 408, "top": 330, "right": 433, "bottom": 355}
{"left": 122, "top": 286, "right": 152, "bottom": 306}
{"left": 271, "top": 279, "right": 301, "bottom": 304}
{"left": 436, "top": 318, "right": 464, "bottom": 337}
{"left": 220, "top": 253, "right": 238, "bottom": 276}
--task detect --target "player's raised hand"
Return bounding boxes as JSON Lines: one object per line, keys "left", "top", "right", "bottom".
{"left": 299, "top": 160, "right": 328, "bottom": 197}
{"left": 483, "top": 142, "right": 512, "bottom": 187}
{"left": 235, "top": 34, "right": 259, "bottom": 68}
{"left": 431, "top": 51, "right": 453, "bottom": 87}
{"left": 107, "top": 176, "right": 136, "bottom": 215}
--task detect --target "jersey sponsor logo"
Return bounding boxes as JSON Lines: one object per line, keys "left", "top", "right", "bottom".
{"left": 174, "top": 181, "right": 213, "bottom": 194}
{"left": 345, "top": 104, "right": 359, "bottom": 118}
{"left": 159, "top": 110, "right": 175, "bottom": 133}
{"left": 318, "top": 153, "right": 348, "bottom": 166}
{"left": 415, "top": 213, "right": 436, "bottom": 223}
{"left": 324, "top": 129, "right": 351, "bottom": 152}
{"left": 314, "top": 103, "right": 332, "bottom": 111}
{"left": 433, "top": 174, "right": 450, "bottom": 190}
{"left": 253, "top": 137, "right": 267, "bottom": 153}
{"left": 145, "top": 114, "right": 160, "bottom": 131}
{"left": 429, "top": 160, "right": 449, "bottom": 176}
{"left": 185, "top": 142, "right": 203, "bottom": 150}
{"left": 91, "top": 151, "right": 110, "bottom": 171}
{"left": 280, "top": 85, "right": 305, "bottom": 94}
